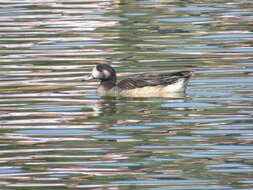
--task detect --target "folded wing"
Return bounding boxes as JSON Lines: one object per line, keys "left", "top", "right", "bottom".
{"left": 117, "top": 71, "right": 193, "bottom": 90}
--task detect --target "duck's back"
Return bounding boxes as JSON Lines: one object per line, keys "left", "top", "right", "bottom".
{"left": 117, "top": 71, "right": 192, "bottom": 89}
{"left": 114, "top": 71, "right": 193, "bottom": 97}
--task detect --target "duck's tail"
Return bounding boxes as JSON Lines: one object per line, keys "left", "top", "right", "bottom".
{"left": 163, "top": 71, "right": 194, "bottom": 92}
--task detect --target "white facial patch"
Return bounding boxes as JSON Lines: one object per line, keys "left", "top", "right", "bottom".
{"left": 92, "top": 66, "right": 102, "bottom": 79}
{"left": 102, "top": 69, "right": 111, "bottom": 79}
{"left": 91, "top": 65, "right": 112, "bottom": 79}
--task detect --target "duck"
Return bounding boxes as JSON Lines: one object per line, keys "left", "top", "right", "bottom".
{"left": 84, "top": 64, "right": 193, "bottom": 97}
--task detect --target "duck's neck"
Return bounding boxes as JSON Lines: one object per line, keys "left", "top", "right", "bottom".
{"left": 99, "top": 75, "right": 117, "bottom": 90}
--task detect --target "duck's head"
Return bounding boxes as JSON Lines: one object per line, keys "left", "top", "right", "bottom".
{"left": 84, "top": 64, "right": 116, "bottom": 82}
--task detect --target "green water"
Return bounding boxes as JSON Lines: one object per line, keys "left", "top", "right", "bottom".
{"left": 0, "top": 0, "right": 253, "bottom": 189}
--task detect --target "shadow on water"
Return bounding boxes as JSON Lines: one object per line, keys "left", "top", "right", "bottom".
{"left": 0, "top": 0, "right": 253, "bottom": 189}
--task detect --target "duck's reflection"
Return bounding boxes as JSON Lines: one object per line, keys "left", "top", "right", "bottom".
{"left": 88, "top": 92, "right": 187, "bottom": 120}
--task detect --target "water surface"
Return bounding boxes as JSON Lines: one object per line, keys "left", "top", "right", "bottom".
{"left": 0, "top": 0, "right": 253, "bottom": 189}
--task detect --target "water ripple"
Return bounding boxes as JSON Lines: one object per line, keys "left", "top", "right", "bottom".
{"left": 0, "top": 0, "right": 253, "bottom": 189}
